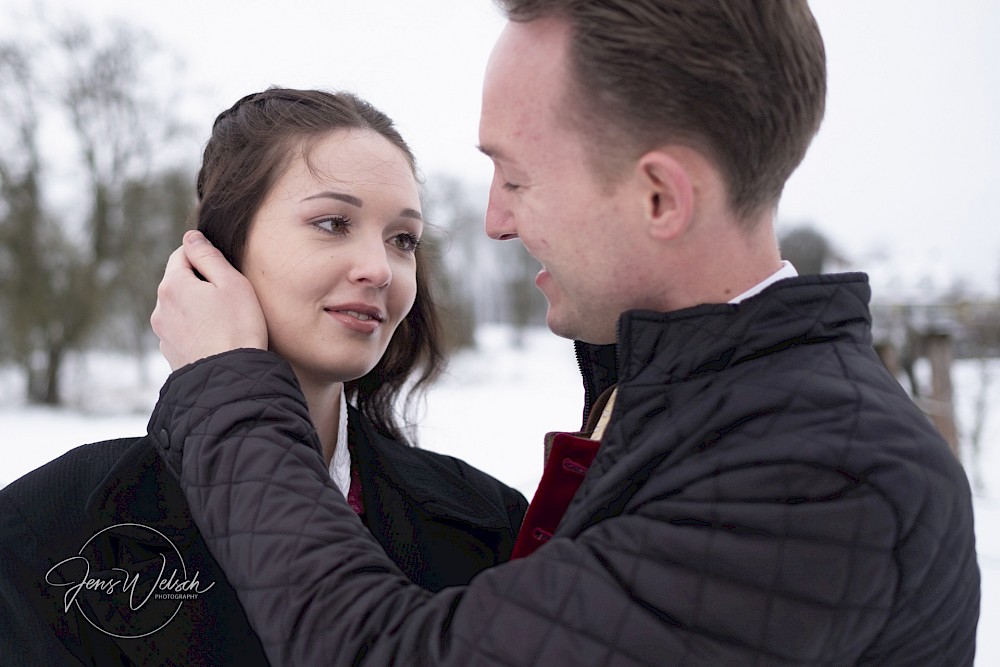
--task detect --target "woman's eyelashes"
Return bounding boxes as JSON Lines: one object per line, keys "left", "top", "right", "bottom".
{"left": 311, "top": 215, "right": 421, "bottom": 253}
{"left": 312, "top": 215, "right": 352, "bottom": 235}
{"left": 391, "top": 232, "right": 421, "bottom": 253}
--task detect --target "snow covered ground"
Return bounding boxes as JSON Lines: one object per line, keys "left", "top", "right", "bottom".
{"left": 1, "top": 325, "right": 997, "bottom": 663}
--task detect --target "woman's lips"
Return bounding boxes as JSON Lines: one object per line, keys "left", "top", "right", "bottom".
{"left": 325, "top": 304, "right": 384, "bottom": 335}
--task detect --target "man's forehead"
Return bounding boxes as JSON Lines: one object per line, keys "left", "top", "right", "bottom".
{"left": 482, "top": 24, "right": 570, "bottom": 112}
{"left": 487, "top": 19, "right": 572, "bottom": 90}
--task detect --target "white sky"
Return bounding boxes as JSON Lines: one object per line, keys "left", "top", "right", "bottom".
{"left": 6, "top": 0, "right": 1000, "bottom": 295}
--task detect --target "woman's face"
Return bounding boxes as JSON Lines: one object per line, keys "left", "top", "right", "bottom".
{"left": 242, "top": 129, "right": 422, "bottom": 387}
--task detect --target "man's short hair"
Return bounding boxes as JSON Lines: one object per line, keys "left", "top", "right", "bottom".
{"left": 495, "top": 0, "right": 827, "bottom": 220}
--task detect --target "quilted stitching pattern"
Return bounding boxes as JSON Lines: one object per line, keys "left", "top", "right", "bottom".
{"left": 154, "top": 277, "right": 979, "bottom": 666}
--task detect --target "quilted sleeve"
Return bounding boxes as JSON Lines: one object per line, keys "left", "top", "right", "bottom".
{"left": 150, "top": 350, "right": 468, "bottom": 664}
{"left": 152, "top": 350, "right": 903, "bottom": 666}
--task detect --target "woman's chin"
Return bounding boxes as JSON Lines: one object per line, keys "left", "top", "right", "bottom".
{"left": 286, "top": 359, "right": 380, "bottom": 390}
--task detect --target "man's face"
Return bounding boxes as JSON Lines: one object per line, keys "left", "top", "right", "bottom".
{"left": 479, "top": 18, "right": 650, "bottom": 345}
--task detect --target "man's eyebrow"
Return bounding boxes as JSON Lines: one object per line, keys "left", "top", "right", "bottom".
{"left": 476, "top": 144, "right": 503, "bottom": 160}
{"left": 302, "top": 191, "right": 422, "bottom": 221}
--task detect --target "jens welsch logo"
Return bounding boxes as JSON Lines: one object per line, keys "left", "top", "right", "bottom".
{"left": 44, "top": 522, "right": 215, "bottom": 639}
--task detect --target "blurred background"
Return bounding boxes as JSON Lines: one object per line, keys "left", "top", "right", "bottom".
{"left": 1, "top": 0, "right": 997, "bottom": 662}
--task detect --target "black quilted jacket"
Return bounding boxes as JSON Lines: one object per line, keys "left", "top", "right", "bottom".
{"left": 155, "top": 273, "right": 980, "bottom": 666}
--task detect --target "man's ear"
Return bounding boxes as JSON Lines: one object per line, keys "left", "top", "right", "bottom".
{"left": 636, "top": 150, "right": 694, "bottom": 241}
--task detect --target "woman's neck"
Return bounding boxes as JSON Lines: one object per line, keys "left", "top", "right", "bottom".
{"left": 298, "top": 380, "right": 344, "bottom": 468}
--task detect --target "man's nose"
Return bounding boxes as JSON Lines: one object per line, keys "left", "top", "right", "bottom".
{"left": 485, "top": 189, "right": 518, "bottom": 241}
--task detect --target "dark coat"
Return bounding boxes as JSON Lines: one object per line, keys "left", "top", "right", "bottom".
{"left": 0, "top": 405, "right": 526, "bottom": 665}
{"left": 154, "top": 274, "right": 979, "bottom": 666}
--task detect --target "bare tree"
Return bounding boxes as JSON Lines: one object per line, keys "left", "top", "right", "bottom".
{"left": 0, "top": 19, "right": 188, "bottom": 404}
{"left": 496, "top": 239, "right": 545, "bottom": 348}
{"left": 421, "top": 174, "right": 549, "bottom": 349}
{"left": 110, "top": 168, "right": 194, "bottom": 380}
{"left": 421, "top": 175, "right": 482, "bottom": 351}
{"left": 779, "top": 224, "right": 833, "bottom": 275}
{"left": 0, "top": 41, "right": 61, "bottom": 402}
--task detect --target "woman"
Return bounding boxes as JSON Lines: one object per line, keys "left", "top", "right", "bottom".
{"left": 0, "top": 88, "right": 527, "bottom": 665}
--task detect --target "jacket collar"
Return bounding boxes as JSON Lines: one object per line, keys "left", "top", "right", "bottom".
{"left": 84, "top": 436, "right": 193, "bottom": 544}
{"left": 576, "top": 273, "right": 871, "bottom": 397}
{"left": 617, "top": 273, "right": 871, "bottom": 385}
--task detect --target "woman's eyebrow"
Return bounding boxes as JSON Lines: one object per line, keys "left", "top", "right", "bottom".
{"left": 302, "top": 191, "right": 362, "bottom": 207}
{"left": 302, "top": 190, "right": 421, "bottom": 221}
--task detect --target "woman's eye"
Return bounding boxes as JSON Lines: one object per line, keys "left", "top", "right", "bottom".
{"left": 313, "top": 215, "right": 351, "bottom": 235}
{"left": 391, "top": 233, "right": 421, "bottom": 253}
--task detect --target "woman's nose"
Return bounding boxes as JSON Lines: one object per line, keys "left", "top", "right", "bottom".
{"left": 350, "top": 239, "right": 392, "bottom": 288}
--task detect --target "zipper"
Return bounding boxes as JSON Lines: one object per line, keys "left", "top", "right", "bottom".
{"left": 574, "top": 337, "right": 620, "bottom": 429}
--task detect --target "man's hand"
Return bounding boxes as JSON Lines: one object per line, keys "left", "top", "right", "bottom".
{"left": 151, "top": 230, "right": 267, "bottom": 370}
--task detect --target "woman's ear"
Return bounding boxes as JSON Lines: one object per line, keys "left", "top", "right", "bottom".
{"left": 636, "top": 149, "right": 694, "bottom": 241}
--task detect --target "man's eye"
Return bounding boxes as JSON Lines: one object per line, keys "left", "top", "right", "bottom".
{"left": 313, "top": 216, "right": 351, "bottom": 234}
{"left": 391, "top": 233, "right": 421, "bottom": 253}
{"left": 502, "top": 182, "right": 521, "bottom": 192}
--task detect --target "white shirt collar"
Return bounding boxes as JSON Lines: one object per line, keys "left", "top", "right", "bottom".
{"left": 327, "top": 385, "right": 351, "bottom": 498}
{"left": 728, "top": 261, "right": 798, "bottom": 304}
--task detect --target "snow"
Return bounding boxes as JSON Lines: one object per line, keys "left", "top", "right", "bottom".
{"left": 1, "top": 326, "right": 997, "bottom": 663}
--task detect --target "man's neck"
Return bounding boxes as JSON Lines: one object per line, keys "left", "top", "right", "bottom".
{"left": 670, "top": 229, "right": 783, "bottom": 309}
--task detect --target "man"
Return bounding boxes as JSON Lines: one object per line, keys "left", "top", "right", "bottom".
{"left": 151, "top": 1, "right": 980, "bottom": 664}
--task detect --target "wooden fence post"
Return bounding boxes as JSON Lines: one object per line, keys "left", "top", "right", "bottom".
{"left": 922, "top": 332, "right": 960, "bottom": 457}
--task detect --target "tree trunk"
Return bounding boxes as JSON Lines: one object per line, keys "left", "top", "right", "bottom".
{"left": 26, "top": 345, "right": 63, "bottom": 405}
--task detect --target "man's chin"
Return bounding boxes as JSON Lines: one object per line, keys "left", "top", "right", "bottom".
{"left": 543, "top": 306, "right": 573, "bottom": 340}
{"left": 545, "top": 322, "right": 575, "bottom": 341}
{"left": 545, "top": 309, "right": 614, "bottom": 345}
